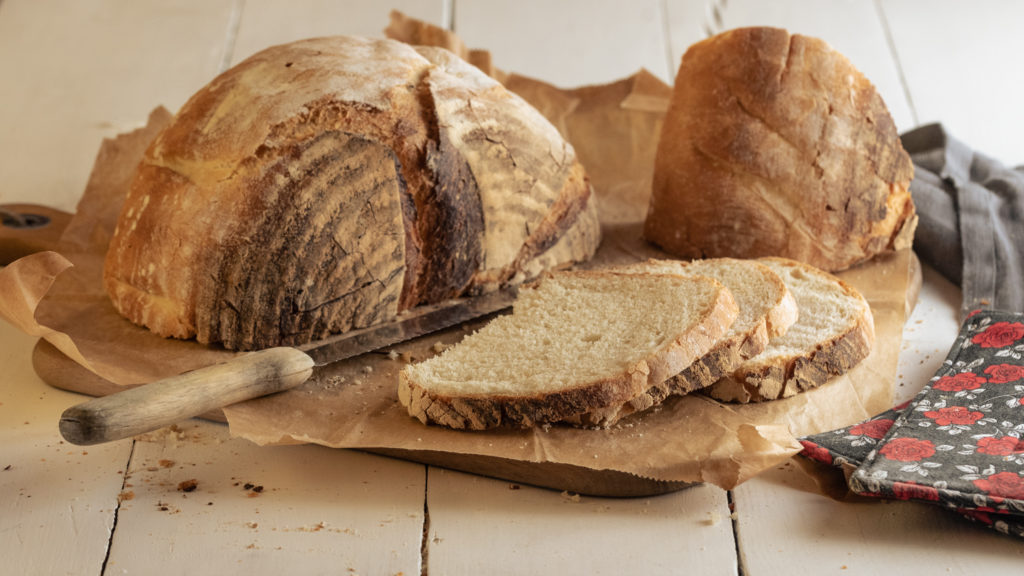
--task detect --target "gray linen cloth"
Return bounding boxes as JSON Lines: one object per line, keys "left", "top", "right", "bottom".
{"left": 902, "top": 124, "right": 1024, "bottom": 318}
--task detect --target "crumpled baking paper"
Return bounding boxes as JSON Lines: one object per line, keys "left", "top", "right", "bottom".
{"left": 0, "top": 13, "right": 913, "bottom": 491}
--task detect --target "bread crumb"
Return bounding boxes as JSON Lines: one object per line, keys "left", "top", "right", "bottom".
{"left": 297, "top": 521, "right": 327, "bottom": 532}
{"left": 387, "top": 350, "right": 400, "bottom": 361}
{"left": 432, "top": 341, "right": 447, "bottom": 354}
{"left": 177, "top": 479, "right": 198, "bottom": 492}
{"left": 560, "top": 491, "right": 581, "bottom": 503}
{"left": 242, "top": 482, "right": 264, "bottom": 496}
{"left": 362, "top": 365, "right": 374, "bottom": 374}
{"left": 705, "top": 511, "right": 721, "bottom": 526}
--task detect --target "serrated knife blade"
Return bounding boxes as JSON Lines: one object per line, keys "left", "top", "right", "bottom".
{"left": 59, "top": 286, "right": 518, "bottom": 445}
{"left": 299, "top": 285, "right": 517, "bottom": 365}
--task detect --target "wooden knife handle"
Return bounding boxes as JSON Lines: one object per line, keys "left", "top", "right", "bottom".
{"left": 59, "top": 347, "right": 315, "bottom": 445}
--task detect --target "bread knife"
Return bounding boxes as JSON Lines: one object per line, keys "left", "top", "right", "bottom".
{"left": 58, "top": 286, "right": 518, "bottom": 445}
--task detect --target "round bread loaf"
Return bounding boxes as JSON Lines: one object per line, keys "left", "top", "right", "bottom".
{"left": 644, "top": 27, "right": 916, "bottom": 272}
{"left": 104, "top": 36, "right": 599, "bottom": 351}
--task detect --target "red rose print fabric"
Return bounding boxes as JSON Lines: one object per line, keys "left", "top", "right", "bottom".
{"left": 931, "top": 372, "right": 986, "bottom": 392}
{"left": 972, "top": 472, "right": 1024, "bottom": 501}
{"left": 984, "top": 364, "right": 1024, "bottom": 384}
{"left": 802, "top": 310, "right": 1024, "bottom": 539}
{"left": 878, "top": 437, "right": 937, "bottom": 462}
{"left": 972, "top": 322, "right": 1024, "bottom": 348}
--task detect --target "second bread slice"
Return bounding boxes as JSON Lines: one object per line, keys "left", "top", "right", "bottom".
{"left": 577, "top": 258, "right": 799, "bottom": 425}
{"left": 398, "top": 271, "right": 738, "bottom": 429}
{"left": 704, "top": 257, "right": 875, "bottom": 403}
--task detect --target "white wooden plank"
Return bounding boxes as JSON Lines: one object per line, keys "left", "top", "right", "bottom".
{"left": 231, "top": 0, "right": 449, "bottom": 66}
{"left": 896, "top": 263, "right": 962, "bottom": 405}
{"left": 683, "top": 0, "right": 917, "bottom": 131}
{"left": 0, "top": 0, "right": 237, "bottom": 213}
{"left": 424, "top": 468, "right": 737, "bottom": 576}
{"left": 732, "top": 459, "right": 1024, "bottom": 575}
{"left": 0, "top": 323, "right": 133, "bottom": 575}
{"left": 454, "top": 0, "right": 673, "bottom": 87}
{"left": 104, "top": 420, "right": 427, "bottom": 575}
{"left": 880, "top": 0, "right": 1024, "bottom": 166}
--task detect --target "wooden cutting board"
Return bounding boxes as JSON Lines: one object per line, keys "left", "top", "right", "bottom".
{"left": 32, "top": 337, "right": 693, "bottom": 498}
{"left": 10, "top": 204, "right": 921, "bottom": 498}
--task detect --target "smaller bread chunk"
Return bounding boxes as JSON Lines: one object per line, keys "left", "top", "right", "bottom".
{"left": 398, "top": 271, "right": 738, "bottom": 429}
{"left": 704, "top": 257, "right": 874, "bottom": 403}
{"left": 644, "top": 27, "right": 916, "bottom": 272}
{"left": 578, "top": 258, "right": 798, "bottom": 425}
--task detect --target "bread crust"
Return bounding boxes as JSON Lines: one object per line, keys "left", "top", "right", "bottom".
{"left": 104, "top": 37, "right": 599, "bottom": 350}
{"left": 644, "top": 27, "right": 916, "bottom": 272}
{"left": 413, "top": 47, "right": 593, "bottom": 293}
{"left": 578, "top": 258, "right": 799, "bottom": 425}
{"left": 398, "top": 273, "right": 739, "bottom": 430}
{"left": 704, "top": 257, "right": 875, "bottom": 403}
{"left": 705, "top": 310, "right": 874, "bottom": 403}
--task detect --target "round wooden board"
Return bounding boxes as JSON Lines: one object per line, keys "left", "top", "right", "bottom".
{"left": 0, "top": 204, "right": 73, "bottom": 265}
{"left": 32, "top": 338, "right": 693, "bottom": 498}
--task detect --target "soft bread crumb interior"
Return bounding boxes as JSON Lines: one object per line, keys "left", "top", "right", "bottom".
{"left": 626, "top": 259, "right": 783, "bottom": 341}
{"left": 755, "top": 260, "right": 865, "bottom": 360}
{"left": 403, "top": 273, "right": 723, "bottom": 397}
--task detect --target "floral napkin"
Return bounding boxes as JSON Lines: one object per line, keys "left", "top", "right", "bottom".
{"left": 800, "top": 309, "right": 1024, "bottom": 538}
{"left": 798, "top": 125, "right": 1024, "bottom": 538}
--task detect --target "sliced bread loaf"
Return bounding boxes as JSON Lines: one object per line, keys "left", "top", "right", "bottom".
{"left": 398, "top": 270, "right": 738, "bottom": 429}
{"left": 704, "top": 257, "right": 875, "bottom": 403}
{"left": 578, "top": 258, "right": 798, "bottom": 425}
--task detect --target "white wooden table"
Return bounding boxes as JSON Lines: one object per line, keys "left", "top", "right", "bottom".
{"left": 2, "top": 1, "right": 1023, "bottom": 574}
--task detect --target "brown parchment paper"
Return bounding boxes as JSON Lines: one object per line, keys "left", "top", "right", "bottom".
{"left": 0, "top": 15, "right": 912, "bottom": 490}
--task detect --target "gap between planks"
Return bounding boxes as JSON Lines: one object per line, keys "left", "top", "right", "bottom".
{"left": 420, "top": 465, "right": 431, "bottom": 576}
{"left": 99, "top": 439, "right": 137, "bottom": 576}
{"left": 728, "top": 489, "right": 746, "bottom": 576}
{"left": 872, "top": 0, "right": 919, "bottom": 126}
{"left": 219, "top": 0, "right": 246, "bottom": 73}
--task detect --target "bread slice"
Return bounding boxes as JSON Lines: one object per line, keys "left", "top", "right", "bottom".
{"left": 704, "top": 257, "right": 874, "bottom": 403}
{"left": 398, "top": 271, "right": 738, "bottom": 429}
{"left": 578, "top": 258, "right": 798, "bottom": 425}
